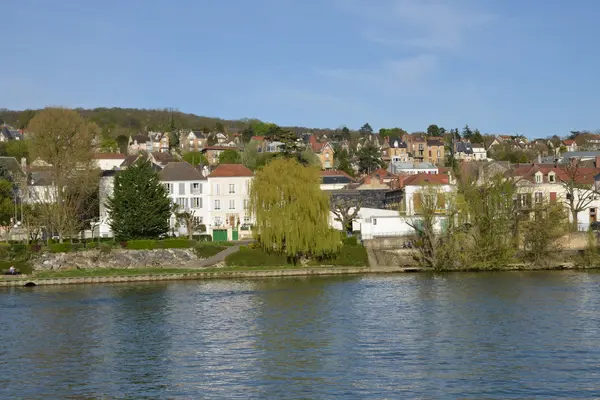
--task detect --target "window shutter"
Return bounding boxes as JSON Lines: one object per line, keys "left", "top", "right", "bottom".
{"left": 550, "top": 192, "right": 557, "bottom": 203}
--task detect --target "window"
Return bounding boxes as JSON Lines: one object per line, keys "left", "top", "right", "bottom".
{"left": 325, "top": 153, "right": 330, "bottom": 159}
{"left": 176, "top": 198, "right": 187, "bottom": 209}
{"left": 244, "top": 199, "right": 249, "bottom": 210}
{"left": 244, "top": 215, "right": 251, "bottom": 223}
{"left": 163, "top": 183, "right": 173, "bottom": 194}
{"left": 192, "top": 197, "right": 202, "bottom": 208}
{"left": 229, "top": 184, "right": 235, "bottom": 194}
{"left": 437, "top": 150, "right": 441, "bottom": 157}
{"left": 179, "top": 183, "right": 185, "bottom": 195}
{"left": 215, "top": 184, "right": 220, "bottom": 195}
{"left": 534, "top": 192, "right": 543, "bottom": 204}
{"left": 229, "top": 200, "right": 235, "bottom": 209}
{"left": 373, "top": 218, "right": 377, "bottom": 225}
{"left": 535, "top": 173, "right": 542, "bottom": 184}
{"left": 191, "top": 182, "right": 202, "bottom": 194}
{"left": 214, "top": 200, "right": 221, "bottom": 210}
{"left": 548, "top": 173, "right": 556, "bottom": 183}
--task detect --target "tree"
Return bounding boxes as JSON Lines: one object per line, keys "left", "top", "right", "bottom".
{"left": 168, "top": 131, "right": 180, "bottom": 150}
{"left": 242, "top": 140, "right": 260, "bottom": 170}
{"left": 100, "top": 137, "right": 119, "bottom": 153}
{"left": 27, "top": 107, "right": 100, "bottom": 242}
{"left": 250, "top": 157, "right": 341, "bottom": 262}
{"left": 334, "top": 148, "right": 354, "bottom": 177}
{"left": 341, "top": 126, "right": 350, "bottom": 139}
{"left": 471, "top": 129, "right": 484, "bottom": 144}
{"left": 176, "top": 210, "right": 206, "bottom": 240}
{"left": 116, "top": 135, "right": 129, "bottom": 154}
{"left": 242, "top": 125, "right": 255, "bottom": 144}
{"left": 218, "top": 149, "right": 242, "bottom": 164}
{"left": 299, "top": 148, "right": 320, "bottom": 168}
{"left": 330, "top": 195, "right": 361, "bottom": 234}
{"left": 106, "top": 158, "right": 172, "bottom": 240}
{"left": 2, "top": 140, "right": 29, "bottom": 160}
{"left": 0, "top": 179, "right": 14, "bottom": 236}
{"left": 462, "top": 125, "right": 473, "bottom": 139}
{"left": 207, "top": 134, "right": 217, "bottom": 146}
{"left": 17, "top": 109, "right": 36, "bottom": 129}
{"left": 215, "top": 122, "right": 225, "bottom": 133}
{"left": 357, "top": 142, "right": 385, "bottom": 174}
{"left": 182, "top": 151, "right": 208, "bottom": 166}
{"left": 427, "top": 124, "right": 441, "bottom": 137}
{"left": 560, "top": 163, "right": 598, "bottom": 231}
{"left": 522, "top": 201, "right": 568, "bottom": 264}
{"left": 359, "top": 123, "right": 373, "bottom": 136}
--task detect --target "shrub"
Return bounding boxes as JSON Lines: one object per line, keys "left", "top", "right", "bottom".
{"left": 27, "top": 244, "right": 42, "bottom": 253}
{"left": 86, "top": 242, "right": 98, "bottom": 249}
{"left": 10, "top": 244, "right": 28, "bottom": 257}
{"left": 71, "top": 243, "right": 85, "bottom": 252}
{"left": 49, "top": 243, "right": 73, "bottom": 253}
{"left": 315, "top": 245, "right": 369, "bottom": 267}
{"left": 99, "top": 243, "right": 113, "bottom": 254}
{"left": 126, "top": 240, "right": 156, "bottom": 250}
{"left": 194, "top": 243, "right": 226, "bottom": 258}
{"left": 225, "top": 246, "right": 290, "bottom": 267}
{"left": 0, "top": 243, "right": 11, "bottom": 258}
{"left": 342, "top": 235, "right": 359, "bottom": 247}
{"left": 156, "top": 239, "right": 196, "bottom": 249}
{"left": 197, "top": 235, "right": 212, "bottom": 242}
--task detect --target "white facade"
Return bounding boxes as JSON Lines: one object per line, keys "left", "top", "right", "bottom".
{"left": 403, "top": 184, "right": 455, "bottom": 216}
{"left": 388, "top": 162, "right": 438, "bottom": 175}
{"left": 94, "top": 156, "right": 126, "bottom": 171}
{"left": 98, "top": 174, "right": 115, "bottom": 237}
{"left": 207, "top": 176, "right": 253, "bottom": 230}
{"left": 162, "top": 178, "right": 209, "bottom": 236}
{"left": 472, "top": 146, "right": 487, "bottom": 160}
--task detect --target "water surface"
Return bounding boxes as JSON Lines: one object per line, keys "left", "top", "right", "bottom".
{"left": 1, "top": 271, "right": 599, "bottom": 399}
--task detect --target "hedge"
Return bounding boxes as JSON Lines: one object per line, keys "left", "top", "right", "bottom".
{"left": 49, "top": 243, "right": 73, "bottom": 253}
{"left": 342, "top": 235, "right": 359, "bottom": 246}
{"left": 125, "top": 240, "right": 157, "bottom": 250}
{"left": 315, "top": 245, "right": 369, "bottom": 267}
{"left": 194, "top": 243, "right": 226, "bottom": 258}
{"left": 225, "top": 246, "right": 290, "bottom": 267}
{"left": 156, "top": 239, "right": 196, "bottom": 249}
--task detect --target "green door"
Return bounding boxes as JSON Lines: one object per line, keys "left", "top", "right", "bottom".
{"left": 212, "top": 229, "right": 227, "bottom": 242}
{"left": 232, "top": 229, "right": 239, "bottom": 241}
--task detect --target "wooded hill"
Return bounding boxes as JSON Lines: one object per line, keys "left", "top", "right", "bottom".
{"left": 0, "top": 107, "right": 344, "bottom": 137}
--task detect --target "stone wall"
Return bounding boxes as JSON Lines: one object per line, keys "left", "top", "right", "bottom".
{"left": 32, "top": 248, "right": 199, "bottom": 271}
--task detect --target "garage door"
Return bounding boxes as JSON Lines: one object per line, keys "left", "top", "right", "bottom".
{"left": 212, "top": 229, "right": 227, "bottom": 242}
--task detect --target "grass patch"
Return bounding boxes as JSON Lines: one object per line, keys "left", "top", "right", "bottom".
{"left": 225, "top": 246, "right": 291, "bottom": 267}
{"left": 0, "top": 260, "right": 32, "bottom": 275}
{"left": 311, "top": 245, "right": 369, "bottom": 267}
{"left": 194, "top": 244, "right": 227, "bottom": 258}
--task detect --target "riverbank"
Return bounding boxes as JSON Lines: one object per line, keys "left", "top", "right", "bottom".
{"left": 2, "top": 262, "right": 600, "bottom": 287}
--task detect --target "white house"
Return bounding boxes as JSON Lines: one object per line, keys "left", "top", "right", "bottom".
{"left": 158, "top": 162, "right": 209, "bottom": 237}
{"left": 472, "top": 144, "right": 488, "bottom": 161}
{"left": 388, "top": 162, "right": 438, "bottom": 175}
{"left": 207, "top": 164, "right": 254, "bottom": 240}
{"left": 93, "top": 153, "right": 127, "bottom": 171}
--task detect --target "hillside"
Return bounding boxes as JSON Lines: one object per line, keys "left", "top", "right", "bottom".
{"left": 0, "top": 107, "right": 341, "bottom": 137}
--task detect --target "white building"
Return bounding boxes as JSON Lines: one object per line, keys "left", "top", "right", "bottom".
{"left": 472, "top": 144, "right": 488, "bottom": 161}
{"left": 159, "top": 162, "right": 209, "bottom": 237}
{"left": 207, "top": 164, "right": 254, "bottom": 240}
{"left": 388, "top": 162, "right": 438, "bottom": 175}
{"left": 320, "top": 170, "right": 356, "bottom": 191}
{"left": 93, "top": 153, "right": 127, "bottom": 171}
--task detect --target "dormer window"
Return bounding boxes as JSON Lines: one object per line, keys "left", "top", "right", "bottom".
{"left": 548, "top": 172, "right": 556, "bottom": 183}
{"left": 535, "top": 172, "right": 543, "bottom": 184}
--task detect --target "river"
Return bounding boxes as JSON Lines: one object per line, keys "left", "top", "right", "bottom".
{"left": 1, "top": 271, "right": 599, "bottom": 399}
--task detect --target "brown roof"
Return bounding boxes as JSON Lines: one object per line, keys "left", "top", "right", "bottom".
{"left": 511, "top": 164, "right": 600, "bottom": 184}
{"left": 201, "top": 146, "right": 236, "bottom": 152}
{"left": 121, "top": 155, "right": 141, "bottom": 167}
{"left": 426, "top": 139, "right": 444, "bottom": 147}
{"left": 208, "top": 164, "right": 254, "bottom": 178}
{"left": 93, "top": 153, "right": 126, "bottom": 159}
{"left": 151, "top": 152, "right": 174, "bottom": 163}
{"left": 401, "top": 173, "right": 449, "bottom": 186}
{"left": 159, "top": 162, "right": 205, "bottom": 181}
{"left": 320, "top": 170, "right": 356, "bottom": 181}
{"left": 563, "top": 140, "right": 575, "bottom": 145}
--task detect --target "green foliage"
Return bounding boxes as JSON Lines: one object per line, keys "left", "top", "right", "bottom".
{"left": 0, "top": 179, "right": 14, "bottom": 227}
{"left": 156, "top": 239, "right": 196, "bottom": 249}
{"left": 1, "top": 140, "right": 29, "bottom": 161}
{"left": 194, "top": 243, "right": 226, "bottom": 258}
{"left": 49, "top": 243, "right": 74, "bottom": 253}
{"left": 218, "top": 149, "right": 242, "bottom": 164}
{"left": 116, "top": 135, "right": 129, "bottom": 153}
{"left": 334, "top": 148, "right": 354, "bottom": 177}
{"left": 359, "top": 123, "right": 373, "bottom": 135}
{"left": 107, "top": 158, "right": 172, "bottom": 240}
{"left": 99, "top": 242, "right": 113, "bottom": 254}
{"left": 225, "top": 246, "right": 290, "bottom": 267}
{"left": 100, "top": 137, "right": 119, "bottom": 152}
{"left": 0, "top": 260, "right": 31, "bottom": 274}
{"left": 242, "top": 140, "right": 260, "bottom": 170}
{"left": 126, "top": 240, "right": 157, "bottom": 250}
{"left": 182, "top": 151, "right": 208, "bottom": 166}
{"left": 357, "top": 142, "right": 385, "bottom": 174}
{"left": 314, "top": 245, "right": 369, "bottom": 267}
{"left": 86, "top": 242, "right": 98, "bottom": 249}
{"left": 521, "top": 202, "right": 568, "bottom": 264}
{"left": 342, "top": 235, "right": 359, "bottom": 246}
{"left": 427, "top": 124, "right": 441, "bottom": 137}
{"left": 197, "top": 234, "right": 212, "bottom": 242}
{"left": 379, "top": 127, "right": 408, "bottom": 138}
{"left": 168, "top": 131, "right": 180, "bottom": 149}
{"left": 250, "top": 157, "right": 341, "bottom": 261}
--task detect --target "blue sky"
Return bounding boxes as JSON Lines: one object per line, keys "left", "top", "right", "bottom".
{"left": 2, "top": 0, "right": 599, "bottom": 137}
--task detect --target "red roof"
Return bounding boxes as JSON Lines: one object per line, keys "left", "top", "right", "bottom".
{"left": 93, "top": 153, "right": 126, "bottom": 159}
{"left": 208, "top": 164, "right": 254, "bottom": 177}
{"left": 251, "top": 136, "right": 265, "bottom": 141}
{"left": 309, "top": 135, "right": 327, "bottom": 152}
{"left": 563, "top": 140, "right": 575, "bottom": 145}
{"left": 401, "top": 173, "right": 449, "bottom": 186}
{"left": 512, "top": 165, "right": 600, "bottom": 184}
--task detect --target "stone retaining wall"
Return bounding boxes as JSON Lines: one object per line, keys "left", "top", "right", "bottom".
{"left": 32, "top": 248, "right": 199, "bottom": 271}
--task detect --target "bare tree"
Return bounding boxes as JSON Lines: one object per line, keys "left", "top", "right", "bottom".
{"left": 176, "top": 210, "right": 206, "bottom": 240}
{"left": 27, "top": 108, "right": 100, "bottom": 242}
{"left": 559, "top": 162, "right": 598, "bottom": 231}
{"left": 329, "top": 195, "right": 361, "bottom": 234}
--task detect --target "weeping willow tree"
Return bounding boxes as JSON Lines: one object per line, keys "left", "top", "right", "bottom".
{"left": 250, "top": 157, "right": 341, "bottom": 262}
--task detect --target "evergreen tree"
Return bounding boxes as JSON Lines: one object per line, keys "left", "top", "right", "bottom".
{"left": 341, "top": 126, "right": 351, "bottom": 139}
{"left": 359, "top": 123, "right": 373, "bottom": 135}
{"left": 107, "top": 159, "right": 172, "bottom": 240}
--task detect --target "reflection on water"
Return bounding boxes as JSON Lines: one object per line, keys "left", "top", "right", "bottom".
{"left": 1, "top": 272, "right": 599, "bottom": 398}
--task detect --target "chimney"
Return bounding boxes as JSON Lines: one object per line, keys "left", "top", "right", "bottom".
{"left": 20, "top": 157, "right": 26, "bottom": 169}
